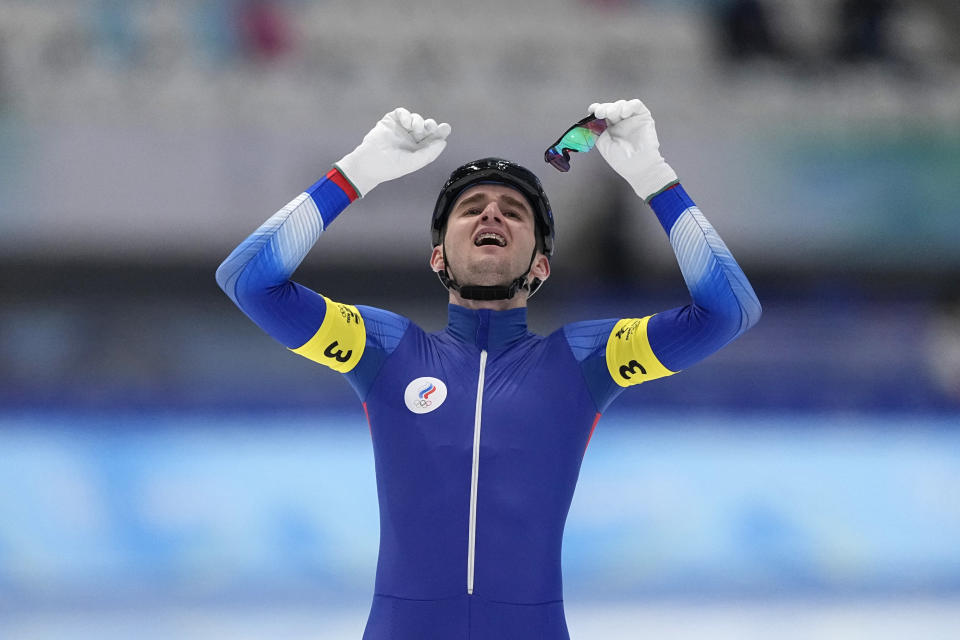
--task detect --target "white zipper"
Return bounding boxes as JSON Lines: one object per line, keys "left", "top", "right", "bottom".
{"left": 466, "top": 349, "right": 488, "bottom": 595}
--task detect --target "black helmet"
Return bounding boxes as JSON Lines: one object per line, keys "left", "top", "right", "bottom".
{"left": 431, "top": 157, "right": 555, "bottom": 257}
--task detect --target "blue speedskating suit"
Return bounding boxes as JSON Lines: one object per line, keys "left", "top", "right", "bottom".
{"left": 216, "top": 168, "right": 761, "bottom": 639}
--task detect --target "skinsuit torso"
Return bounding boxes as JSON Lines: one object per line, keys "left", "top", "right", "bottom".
{"left": 216, "top": 168, "right": 761, "bottom": 639}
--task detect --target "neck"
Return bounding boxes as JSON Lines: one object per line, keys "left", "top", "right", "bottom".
{"left": 447, "top": 289, "right": 528, "bottom": 311}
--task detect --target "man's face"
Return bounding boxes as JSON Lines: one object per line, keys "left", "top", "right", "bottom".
{"left": 431, "top": 184, "right": 548, "bottom": 290}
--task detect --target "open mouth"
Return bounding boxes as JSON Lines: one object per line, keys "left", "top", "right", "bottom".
{"left": 474, "top": 232, "right": 507, "bottom": 247}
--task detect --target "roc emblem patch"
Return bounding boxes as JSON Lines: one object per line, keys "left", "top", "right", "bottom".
{"left": 403, "top": 377, "right": 448, "bottom": 414}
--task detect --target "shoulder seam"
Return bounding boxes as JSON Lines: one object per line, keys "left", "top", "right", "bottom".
{"left": 559, "top": 326, "right": 603, "bottom": 414}
{"left": 358, "top": 320, "right": 417, "bottom": 403}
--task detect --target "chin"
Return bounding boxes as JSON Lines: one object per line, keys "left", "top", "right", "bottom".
{"left": 461, "top": 275, "right": 512, "bottom": 288}
{"left": 459, "top": 261, "right": 509, "bottom": 282}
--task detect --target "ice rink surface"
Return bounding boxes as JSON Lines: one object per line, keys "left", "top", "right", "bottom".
{"left": 3, "top": 410, "right": 960, "bottom": 639}
{"left": 4, "top": 599, "right": 960, "bottom": 640}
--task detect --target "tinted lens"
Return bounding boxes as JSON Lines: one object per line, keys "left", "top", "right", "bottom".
{"left": 544, "top": 148, "right": 571, "bottom": 172}
{"left": 543, "top": 115, "right": 608, "bottom": 172}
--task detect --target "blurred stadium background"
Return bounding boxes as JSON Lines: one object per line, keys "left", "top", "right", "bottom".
{"left": 2, "top": 0, "right": 960, "bottom": 638}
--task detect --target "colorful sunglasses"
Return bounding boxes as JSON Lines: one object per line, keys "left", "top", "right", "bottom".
{"left": 544, "top": 115, "right": 608, "bottom": 172}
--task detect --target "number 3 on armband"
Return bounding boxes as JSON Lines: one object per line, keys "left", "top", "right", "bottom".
{"left": 323, "top": 340, "right": 353, "bottom": 363}
{"left": 619, "top": 359, "right": 647, "bottom": 381}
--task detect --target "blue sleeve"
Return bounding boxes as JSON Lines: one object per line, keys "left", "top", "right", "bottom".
{"left": 646, "top": 185, "right": 762, "bottom": 371}
{"left": 215, "top": 170, "right": 410, "bottom": 399}
{"left": 563, "top": 184, "right": 761, "bottom": 411}
{"left": 215, "top": 172, "right": 354, "bottom": 347}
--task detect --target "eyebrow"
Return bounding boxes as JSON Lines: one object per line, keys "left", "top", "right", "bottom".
{"left": 455, "top": 191, "right": 531, "bottom": 215}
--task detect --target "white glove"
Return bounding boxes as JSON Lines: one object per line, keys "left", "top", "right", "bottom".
{"left": 589, "top": 99, "right": 678, "bottom": 202}
{"left": 334, "top": 107, "right": 452, "bottom": 197}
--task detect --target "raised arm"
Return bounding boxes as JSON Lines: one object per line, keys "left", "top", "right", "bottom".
{"left": 595, "top": 98, "right": 761, "bottom": 377}
{"left": 565, "top": 99, "right": 761, "bottom": 409}
{"left": 215, "top": 108, "right": 450, "bottom": 372}
{"left": 215, "top": 168, "right": 358, "bottom": 350}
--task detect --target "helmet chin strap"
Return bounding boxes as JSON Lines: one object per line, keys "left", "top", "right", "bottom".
{"left": 437, "top": 244, "right": 541, "bottom": 301}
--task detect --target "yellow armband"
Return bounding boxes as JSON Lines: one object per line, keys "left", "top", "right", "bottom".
{"left": 290, "top": 296, "right": 366, "bottom": 373}
{"left": 605, "top": 316, "right": 676, "bottom": 387}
